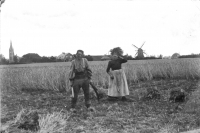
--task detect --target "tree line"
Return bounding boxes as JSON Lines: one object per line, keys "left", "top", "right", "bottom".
{"left": 0, "top": 53, "right": 96, "bottom": 65}
{"left": 0, "top": 53, "right": 57, "bottom": 65}
{"left": 179, "top": 54, "right": 200, "bottom": 59}
{"left": 0, "top": 47, "right": 200, "bottom": 65}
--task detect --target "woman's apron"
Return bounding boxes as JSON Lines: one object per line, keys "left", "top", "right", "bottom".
{"left": 108, "top": 69, "right": 129, "bottom": 97}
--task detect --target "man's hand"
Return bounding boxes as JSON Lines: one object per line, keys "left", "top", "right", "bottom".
{"left": 70, "top": 80, "right": 74, "bottom": 87}
{"left": 89, "top": 79, "right": 92, "bottom": 84}
{"left": 118, "top": 56, "right": 123, "bottom": 59}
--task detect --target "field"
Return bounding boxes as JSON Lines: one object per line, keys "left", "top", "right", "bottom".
{"left": 1, "top": 58, "right": 200, "bottom": 133}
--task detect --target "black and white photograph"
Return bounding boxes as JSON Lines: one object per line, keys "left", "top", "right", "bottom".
{"left": 0, "top": 0, "right": 200, "bottom": 132}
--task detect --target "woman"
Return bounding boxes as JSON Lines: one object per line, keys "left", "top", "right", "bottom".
{"left": 106, "top": 53, "right": 132, "bottom": 102}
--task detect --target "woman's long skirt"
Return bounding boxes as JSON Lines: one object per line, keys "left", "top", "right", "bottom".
{"left": 108, "top": 69, "right": 129, "bottom": 97}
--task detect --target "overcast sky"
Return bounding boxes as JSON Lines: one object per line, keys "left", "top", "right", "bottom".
{"left": 1, "top": 0, "right": 200, "bottom": 58}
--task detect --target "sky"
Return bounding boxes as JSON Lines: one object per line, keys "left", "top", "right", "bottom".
{"left": 0, "top": 0, "right": 200, "bottom": 59}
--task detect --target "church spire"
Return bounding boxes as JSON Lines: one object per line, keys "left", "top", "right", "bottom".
{"left": 9, "top": 40, "right": 14, "bottom": 63}
{"left": 9, "top": 41, "right": 13, "bottom": 50}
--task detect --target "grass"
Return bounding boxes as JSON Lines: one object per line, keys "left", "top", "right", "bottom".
{"left": 1, "top": 79, "right": 200, "bottom": 132}
{"left": 38, "top": 111, "right": 69, "bottom": 133}
{"left": 1, "top": 58, "right": 199, "bottom": 93}
{"left": 1, "top": 58, "right": 200, "bottom": 132}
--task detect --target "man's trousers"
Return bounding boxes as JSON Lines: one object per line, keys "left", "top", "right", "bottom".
{"left": 71, "top": 77, "right": 90, "bottom": 108}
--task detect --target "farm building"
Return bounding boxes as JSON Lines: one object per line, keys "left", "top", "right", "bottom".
{"left": 57, "top": 52, "right": 73, "bottom": 61}
{"left": 101, "top": 55, "right": 111, "bottom": 60}
{"left": 91, "top": 55, "right": 103, "bottom": 61}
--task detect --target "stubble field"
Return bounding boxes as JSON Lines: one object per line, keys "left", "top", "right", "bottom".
{"left": 1, "top": 58, "right": 200, "bottom": 133}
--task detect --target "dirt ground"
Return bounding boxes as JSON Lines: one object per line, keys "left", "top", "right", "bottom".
{"left": 1, "top": 79, "right": 200, "bottom": 133}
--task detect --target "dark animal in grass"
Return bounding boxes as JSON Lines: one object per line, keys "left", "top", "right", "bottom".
{"left": 18, "top": 111, "right": 39, "bottom": 131}
{"left": 146, "top": 87, "right": 161, "bottom": 100}
{"left": 169, "top": 88, "right": 186, "bottom": 103}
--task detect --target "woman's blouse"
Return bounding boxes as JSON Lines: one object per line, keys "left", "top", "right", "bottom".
{"left": 106, "top": 58, "right": 127, "bottom": 73}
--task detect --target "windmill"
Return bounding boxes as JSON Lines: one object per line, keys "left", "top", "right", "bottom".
{"left": 132, "top": 42, "right": 147, "bottom": 59}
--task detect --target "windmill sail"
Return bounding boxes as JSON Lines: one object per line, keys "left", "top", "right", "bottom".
{"left": 140, "top": 42, "right": 145, "bottom": 48}
{"left": 132, "top": 44, "right": 139, "bottom": 49}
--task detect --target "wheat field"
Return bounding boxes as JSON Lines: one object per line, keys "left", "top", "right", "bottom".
{"left": 1, "top": 58, "right": 199, "bottom": 93}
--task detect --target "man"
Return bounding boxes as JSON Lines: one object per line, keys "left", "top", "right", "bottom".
{"left": 68, "top": 50, "right": 94, "bottom": 113}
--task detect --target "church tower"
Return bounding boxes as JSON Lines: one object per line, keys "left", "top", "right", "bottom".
{"left": 9, "top": 41, "right": 14, "bottom": 63}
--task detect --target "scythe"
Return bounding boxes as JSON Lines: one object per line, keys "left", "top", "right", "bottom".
{"left": 90, "top": 82, "right": 100, "bottom": 102}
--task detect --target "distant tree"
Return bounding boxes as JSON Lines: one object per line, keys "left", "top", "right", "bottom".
{"left": 158, "top": 54, "right": 163, "bottom": 59}
{"left": 40, "top": 56, "right": 50, "bottom": 62}
{"left": 179, "top": 53, "right": 200, "bottom": 58}
{"left": 0, "top": 54, "right": 9, "bottom": 65}
{"left": 49, "top": 56, "right": 57, "bottom": 62}
{"left": 124, "top": 54, "right": 133, "bottom": 60}
{"left": 171, "top": 53, "right": 180, "bottom": 59}
{"left": 144, "top": 56, "right": 157, "bottom": 60}
{"left": 110, "top": 47, "right": 123, "bottom": 56}
{"left": 56, "top": 59, "right": 63, "bottom": 62}
{"left": 85, "top": 55, "right": 93, "bottom": 61}
{"left": 13, "top": 55, "right": 20, "bottom": 63}
{"left": 20, "top": 53, "right": 41, "bottom": 63}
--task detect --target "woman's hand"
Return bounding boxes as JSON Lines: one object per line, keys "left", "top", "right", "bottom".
{"left": 108, "top": 72, "right": 114, "bottom": 80}
{"left": 110, "top": 75, "right": 114, "bottom": 80}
